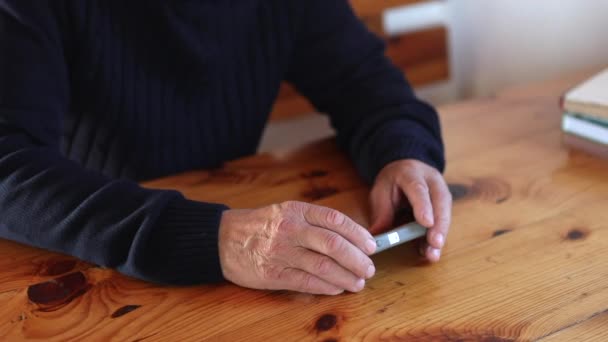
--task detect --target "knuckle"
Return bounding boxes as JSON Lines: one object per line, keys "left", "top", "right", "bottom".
{"left": 434, "top": 178, "right": 452, "bottom": 201}
{"left": 269, "top": 203, "right": 282, "bottom": 215}
{"left": 343, "top": 221, "right": 364, "bottom": 241}
{"left": 315, "top": 257, "right": 334, "bottom": 276}
{"left": 279, "top": 200, "right": 302, "bottom": 213}
{"left": 394, "top": 172, "right": 409, "bottom": 185}
{"left": 342, "top": 221, "right": 357, "bottom": 236}
{"left": 408, "top": 180, "right": 428, "bottom": 194}
{"left": 426, "top": 165, "right": 439, "bottom": 175}
{"left": 276, "top": 217, "right": 296, "bottom": 235}
{"left": 326, "top": 209, "right": 345, "bottom": 226}
{"left": 301, "top": 274, "right": 316, "bottom": 292}
{"left": 324, "top": 233, "right": 344, "bottom": 254}
{"left": 439, "top": 214, "right": 452, "bottom": 227}
{"left": 262, "top": 264, "right": 281, "bottom": 281}
{"left": 267, "top": 240, "right": 286, "bottom": 257}
{"left": 269, "top": 203, "right": 285, "bottom": 222}
{"left": 356, "top": 258, "right": 371, "bottom": 276}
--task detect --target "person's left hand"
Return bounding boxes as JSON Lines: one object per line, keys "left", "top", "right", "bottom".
{"left": 368, "top": 159, "right": 452, "bottom": 262}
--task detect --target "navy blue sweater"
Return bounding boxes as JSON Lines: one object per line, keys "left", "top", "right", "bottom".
{"left": 0, "top": 1, "right": 444, "bottom": 285}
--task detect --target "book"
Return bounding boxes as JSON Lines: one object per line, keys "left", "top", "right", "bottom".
{"left": 562, "top": 131, "right": 608, "bottom": 160}
{"left": 562, "top": 68, "right": 608, "bottom": 120}
{"left": 561, "top": 112, "right": 608, "bottom": 146}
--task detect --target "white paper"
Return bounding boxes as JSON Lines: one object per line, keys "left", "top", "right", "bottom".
{"left": 388, "top": 232, "right": 401, "bottom": 245}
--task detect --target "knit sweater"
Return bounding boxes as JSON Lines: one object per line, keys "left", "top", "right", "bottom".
{"left": 0, "top": 1, "right": 444, "bottom": 285}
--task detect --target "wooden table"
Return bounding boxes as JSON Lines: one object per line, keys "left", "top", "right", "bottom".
{"left": 2, "top": 71, "right": 608, "bottom": 341}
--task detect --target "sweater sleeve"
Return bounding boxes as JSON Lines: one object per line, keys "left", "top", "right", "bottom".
{"left": 0, "top": 2, "right": 227, "bottom": 285}
{"left": 285, "top": 0, "right": 445, "bottom": 183}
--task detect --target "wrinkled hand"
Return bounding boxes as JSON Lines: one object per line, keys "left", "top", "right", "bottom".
{"left": 218, "top": 201, "right": 376, "bottom": 295}
{"left": 369, "top": 159, "right": 452, "bottom": 262}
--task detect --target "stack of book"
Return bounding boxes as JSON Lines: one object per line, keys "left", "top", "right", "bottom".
{"left": 561, "top": 68, "right": 608, "bottom": 159}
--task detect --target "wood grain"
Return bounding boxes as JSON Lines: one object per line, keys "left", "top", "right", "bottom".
{"left": 1, "top": 70, "right": 607, "bottom": 341}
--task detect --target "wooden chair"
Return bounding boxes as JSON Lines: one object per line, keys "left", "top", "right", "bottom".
{"left": 270, "top": 0, "right": 450, "bottom": 121}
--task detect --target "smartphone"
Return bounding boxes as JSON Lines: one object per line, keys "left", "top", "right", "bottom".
{"left": 372, "top": 222, "right": 427, "bottom": 255}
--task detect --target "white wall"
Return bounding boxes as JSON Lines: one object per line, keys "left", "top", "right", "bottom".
{"left": 261, "top": 1, "right": 608, "bottom": 151}
{"left": 412, "top": 0, "right": 608, "bottom": 102}
{"left": 262, "top": 1, "right": 608, "bottom": 150}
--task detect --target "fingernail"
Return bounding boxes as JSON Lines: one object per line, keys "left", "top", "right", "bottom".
{"left": 366, "top": 239, "right": 377, "bottom": 254}
{"left": 366, "top": 264, "right": 376, "bottom": 278}
{"left": 432, "top": 248, "right": 441, "bottom": 259}
{"left": 433, "top": 233, "right": 445, "bottom": 248}
{"left": 354, "top": 278, "right": 365, "bottom": 292}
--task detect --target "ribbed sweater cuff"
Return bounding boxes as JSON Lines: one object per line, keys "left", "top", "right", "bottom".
{"left": 372, "top": 138, "right": 445, "bottom": 179}
{"left": 355, "top": 123, "right": 445, "bottom": 184}
{"left": 147, "top": 198, "right": 229, "bottom": 285}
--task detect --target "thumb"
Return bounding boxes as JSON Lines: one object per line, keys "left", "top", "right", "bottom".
{"left": 369, "top": 183, "right": 397, "bottom": 235}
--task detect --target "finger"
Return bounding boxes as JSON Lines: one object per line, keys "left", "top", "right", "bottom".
{"left": 369, "top": 183, "right": 397, "bottom": 235}
{"left": 303, "top": 204, "right": 376, "bottom": 255}
{"left": 276, "top": 267, "right": 344, "bottom": 295}
{"left": 418, "top": 240, "right": 441, "bottom": 262}
{"left": 396, "top": 176, "right": 434, "bottom": 228}
{"left": 426, "top": 175, "right": 452, "bottom": 251}
{"left": 291, "top": 247, "right": 365, "bottom": 293}
{"left": 296, "top": 225, "right": 375, "bottom": 280}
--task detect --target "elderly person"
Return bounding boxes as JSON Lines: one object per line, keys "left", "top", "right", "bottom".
{"left": 0, "top": 1, "right": 451, "bottom": 294}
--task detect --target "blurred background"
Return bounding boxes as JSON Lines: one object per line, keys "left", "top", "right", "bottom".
{"left": 430, "top": 0, "right": 608, "bottom": 101}
{"left": 260, "top": 0, "right": 608, "bottom": 151}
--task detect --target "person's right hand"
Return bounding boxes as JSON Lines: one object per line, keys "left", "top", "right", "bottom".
{"left": 218, "top": 201, "right": 377, "bottom": 295}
